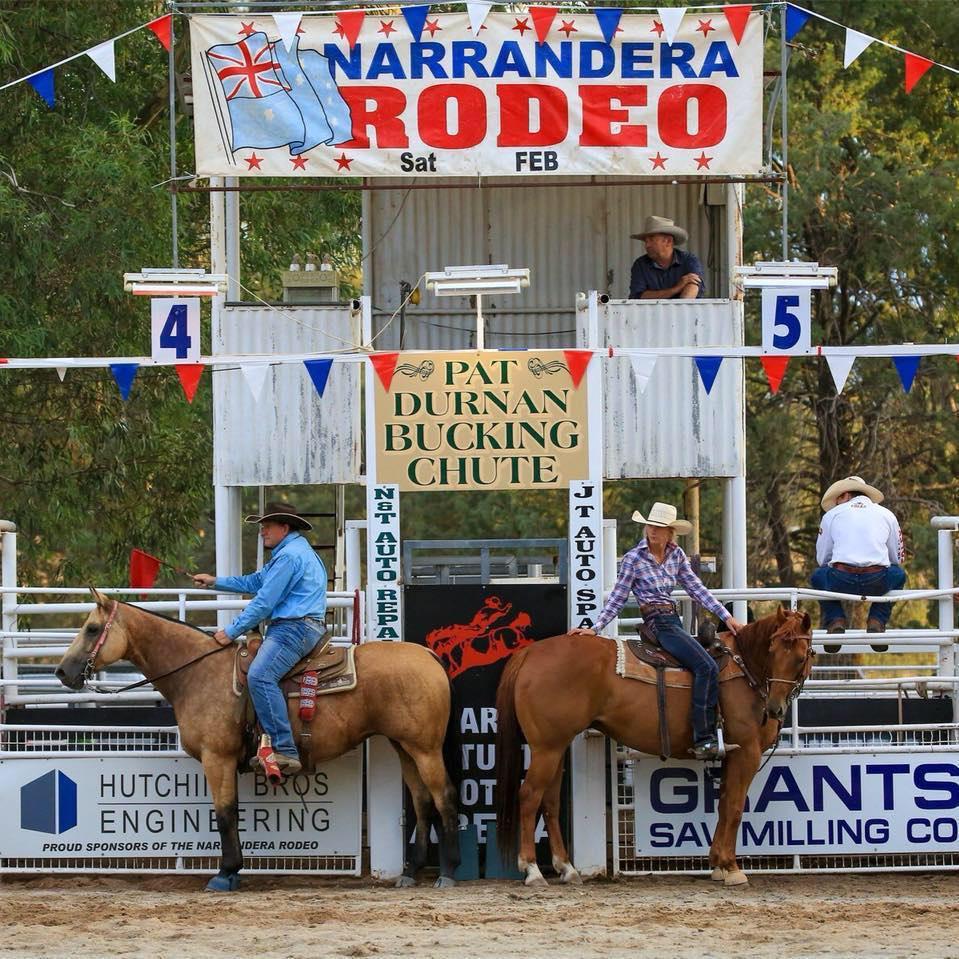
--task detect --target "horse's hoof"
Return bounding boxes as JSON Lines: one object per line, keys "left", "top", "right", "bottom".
{"left": 394, "top": 875, "right": 417, "bottom": 888}
{"left": 559, "top": 867, "right": 583, "bottom": 885}
{"left": 205, "top": 872, "right": 241, "bottom": 892}
{"left": 433, "top": 875, "right": 456, "bottom": 889}
{"left": 724, "top": 869, "right": 749, "bottom": 887}
{"left": 710, "top": 867, "right": 726, "bottom": 882}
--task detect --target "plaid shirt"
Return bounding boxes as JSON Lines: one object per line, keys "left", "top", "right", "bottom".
{"left": 593, "top": 539, "right": 730, "bottom": 631}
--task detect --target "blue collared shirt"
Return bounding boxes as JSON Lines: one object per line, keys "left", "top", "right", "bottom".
{"left": 629, "top": 249, "right": 705, "bottom": 298}
{"left": 216, "top": 531, "right": 328, "bottom": 640}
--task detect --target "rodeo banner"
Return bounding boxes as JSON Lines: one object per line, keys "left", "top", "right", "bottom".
{"left": 189, "top": 10, "right": 763, "bottom": 177}
{"left": 372, "top": 350, "right": 590, "bottom": 492}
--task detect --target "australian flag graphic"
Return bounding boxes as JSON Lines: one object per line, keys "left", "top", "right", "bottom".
{"left": 205, "top": 32, "right": 352, "bottom": 156}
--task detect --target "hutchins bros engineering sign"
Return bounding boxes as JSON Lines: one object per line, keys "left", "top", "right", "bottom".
{"left": 372, "top": 351, "right": 590, "bottom": 491}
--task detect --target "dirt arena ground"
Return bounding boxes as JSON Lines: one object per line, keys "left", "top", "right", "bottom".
{"left": 1, "top": 872, "right": 958, "bottom": 959}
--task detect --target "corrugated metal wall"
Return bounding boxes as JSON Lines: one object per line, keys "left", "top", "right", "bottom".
{"left": 600, "top": 299, "right": 744, "bottom": 479}
{"left": 364, "top": 178, "right": 728, "bottom": 350}
{"left": 213, "top": 305, "right": 362, "bottom": 486}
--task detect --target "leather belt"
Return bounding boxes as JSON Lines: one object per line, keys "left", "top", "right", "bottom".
{"left": 640, "top": 603, "right": 677, "bottom": 617}
{"left": 831, "top": 563, "right": 887, "bottom": 574}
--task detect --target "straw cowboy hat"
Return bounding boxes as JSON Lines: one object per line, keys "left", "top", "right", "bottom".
{"left": 632, "top": 502, "right": 693, "bottom": 535}
{"left": 821, "top": 476, "right": 884, "bottom": 512}
{"left": 244, "top": 502, "right": 312, "bottom": 532}
{"left": 630, "top": 215, "right": 689, "bottom": 246}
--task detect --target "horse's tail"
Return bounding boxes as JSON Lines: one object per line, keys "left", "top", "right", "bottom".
{"left": 442, "top": 674, "right": 463, "bottom": 800}
{"left": 494, "top": 646, "right": 530, "bottom": 864}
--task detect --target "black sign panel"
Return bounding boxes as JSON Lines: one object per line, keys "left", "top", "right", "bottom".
{"left": 405, "top": 583, "right": 568, "bottom": 866}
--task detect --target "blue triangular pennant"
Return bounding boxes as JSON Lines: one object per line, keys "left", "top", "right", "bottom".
{"left": 109, "top": 363, "right": 139, "bottom": 401}
{"left": 304, "top": 357, "right": 333, "bottom": 397}
{"left": 785, "top": 4, "right": 811, "bottom": 41}
{"left": 694, "top": 356, "right": 722, "bottom": 394}
{"left": 595, "top": 8, "right": 623, "bottom": 44}
{"left": 892, "top": 356, "right": 920, "bottom": 393}
{"left": 27, "top": 68, "right": 55, "bottom": 109}
{"left": 401, "top": 5, "right": 430, "bottom": 41}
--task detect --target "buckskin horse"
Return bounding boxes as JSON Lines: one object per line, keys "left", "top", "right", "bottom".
{"left": 495, "top": 608, "right": 814, "bottom": 887}
{"left": 56, "top": 588, "right": 460, "bottom": 891}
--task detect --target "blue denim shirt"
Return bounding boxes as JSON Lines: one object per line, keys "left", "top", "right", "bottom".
{"left": 629, "top": 249, "right": 705, "bottom": 298}
{"left": 216, "top": 532, "right": 328, "bottom": 640}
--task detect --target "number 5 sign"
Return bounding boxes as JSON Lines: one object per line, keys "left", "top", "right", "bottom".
{"left": 151, "top": 299, "right": 200, "bottom": 362}
{"left": 761, "top": 287, "right": 811, "bottom": 353}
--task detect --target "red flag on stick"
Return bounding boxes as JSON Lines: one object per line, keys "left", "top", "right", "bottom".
{"left": 129, "top": 549, "right": 162, "bottom": 589}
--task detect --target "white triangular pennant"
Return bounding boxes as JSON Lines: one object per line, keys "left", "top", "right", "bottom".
{"left": 467, "top": 0, "right": 493, "bottom": 35}
{"left": 629, "top": 354, "right": 657, "bottom": 395}
{"left": 658, "top": 7, "right": 686, "bottom": 43}
{"left": 825, "top": 354, "right": 856, "bottom": 394}
{"left": 56, "top": 366, "right": 67, "bottom": 382}
{"left": 843, "top": 28, "right": 874, "bottom": 69}
{"left": 241, "top": 364, "right": 271, "bottom": 401}
{"left": 273, "top": 13, "right": 303, "bottom": 51}
{"left": 86, "top": 40, "right": 116, "bottom": 82}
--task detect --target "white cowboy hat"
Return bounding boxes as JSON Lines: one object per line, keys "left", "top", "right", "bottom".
{"left": 631, "top": 502, "right": 693, "bottom": 535}
{"left": 630, "top": 215, "right": 688, "bottom": 246}
{"left": 821, "top": 476, "right": 884, "bottom": 512}
{"left": 244, "top": 501, "right": 313, "bottom": 531}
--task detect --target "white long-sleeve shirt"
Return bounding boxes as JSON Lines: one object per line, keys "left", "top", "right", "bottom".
{"left": 816, "top": 495, "right": 903, "bottom": 568}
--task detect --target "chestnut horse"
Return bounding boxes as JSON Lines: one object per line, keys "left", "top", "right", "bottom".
{"left": 56, "top": 589, "right": 459, "bottom": 891}
{"left": 495, "top": 608, "right": 814, "bottom": 887}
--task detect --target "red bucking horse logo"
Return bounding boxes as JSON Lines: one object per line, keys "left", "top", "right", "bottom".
{"left": 425, "top": 596, "right": 536, "bottom": 679}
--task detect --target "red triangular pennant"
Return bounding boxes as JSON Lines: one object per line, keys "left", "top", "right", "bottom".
{"left": 175, "top": 364, "right": 204, "bottom": 403}
{"left": 369, "top": 352, "right": 400, "bottom": 390}
{"left": 722, "top": 4, "right": 752, "bottom": 44}
{"left": 530, "top": 6, "right": 558, "bottom": 43}
{"left": 760, "top": 355, "right": 790, "bottom": 394}
{"left": 904, "top": 52, "right": 933, "bottom": 93}
{"left": 563, "top": 350, "right": 593, "bottom": 388}
{"left": 337, "top": 10, "right": 366, "bottom": 50}
{"left": 147, "top": 14, "right": 172, "bottom": 51}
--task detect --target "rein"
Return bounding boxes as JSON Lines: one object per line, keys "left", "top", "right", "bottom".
{"left": 82, "top": 601, "right": 234, "bottom": 694}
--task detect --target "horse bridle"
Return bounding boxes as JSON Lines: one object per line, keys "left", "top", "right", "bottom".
{"left": 82, "top": 600, "right": 120, "bottom": 682}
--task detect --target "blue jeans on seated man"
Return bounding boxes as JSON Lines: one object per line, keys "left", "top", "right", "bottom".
{"left": 645, "top": 612, "right": 718, "bottom": 746}
{"left": 248, "top": 618, "right": 325, "bottom": 757}
{"left": 810, "top": 565, "right": 906, "bottom": 627}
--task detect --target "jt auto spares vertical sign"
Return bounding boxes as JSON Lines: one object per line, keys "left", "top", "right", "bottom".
{"left": 373, "top": 351, "right": 590, "bottom": 492}
{"left": 190, "top": 11, "right": 763, "bottom": 177}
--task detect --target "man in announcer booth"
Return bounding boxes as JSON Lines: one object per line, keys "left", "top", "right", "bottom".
{"left": 628, "top": 215, "right": 705, "bottom": 299}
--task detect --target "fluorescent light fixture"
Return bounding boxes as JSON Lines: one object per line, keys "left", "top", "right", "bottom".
{"left": 425, "top": 264, "right": 530, "bottom": 298}
{"left": 124, "top": 268, "right": 228, "bottom": 297}
{"left": 734, "top": 261, "right": 838, "bottom": 290}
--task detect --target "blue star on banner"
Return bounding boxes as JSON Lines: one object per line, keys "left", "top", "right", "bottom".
{"left": 304, "top": 357, "right": 333, "bottom": 396}
{"left": 109, "top": 363, "right": 139, "bottom": 401}
{"left": 785, "top": 4, "right": 811, "bottom": 41}
{"left": 892, "top": 356, "right": 920, "bottom": 393}
{"left": 401, "top": 5, "right": 431, "bottom": 42}
{"left": 595, "top": 8, "right": 623, "bottom": 44}
{"left": 694, "top": 356, "right": 723, "bottom": 394}
{"left": 27, "top": 68, "right": 55, "bottom": 108}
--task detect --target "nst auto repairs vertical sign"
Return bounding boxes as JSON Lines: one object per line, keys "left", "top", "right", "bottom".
{"left": 0, "top": 753, "right": 361, "bottom": 860}
{"left": 190, "top": 10, "right": 762, "bottom": 177}
{"left": 633, "top": 754, "right": 959, "bottom": 855}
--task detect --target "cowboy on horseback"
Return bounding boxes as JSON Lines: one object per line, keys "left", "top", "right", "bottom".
{"left": 193, "top": 502, "right": 327, "bottom": 777}
{"left": 571, "top": 501, "right": 744, "bottom": 760}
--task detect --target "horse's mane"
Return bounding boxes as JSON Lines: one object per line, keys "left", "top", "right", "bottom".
{"left": 729, "top": 609, "right": 806, "bottom": 679}
{"left": 114, "top": 599, "right": 218, "bottom": 643}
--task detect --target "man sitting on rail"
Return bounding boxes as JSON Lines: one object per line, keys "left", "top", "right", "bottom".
{"left": 193, "top": 503, "right": 327, "bottom": 776}
{"left": 811, "top": 476, "right": 905, "bottom": 653}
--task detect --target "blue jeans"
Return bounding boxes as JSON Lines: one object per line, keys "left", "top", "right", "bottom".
{"left": 810, "top": 565, "right": 906, "bottom": 627}
{"left": 646, "top": 612, "right": 718, "bottom": 746}
{"left": 248, "top": 618, "right": 325, "bottom": 756}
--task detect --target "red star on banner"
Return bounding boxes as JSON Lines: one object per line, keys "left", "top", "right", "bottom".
{"left": 559, "top": 19, "right": 577, "bottom": 37}
{"left": 694, "top": 152, "right": 713, "bottom": 169}
{"left": 290, "top": 155, "right": 308, "bottom": 170}
{"left": 335, "top": 153, "right": 354, "bottom": 171}
{"left": 513, "top": 17, "right": 531, "bottom": 35}
{"left": 245, "top": 153, "right": 263, "bottom": 170}
{"left": 697, "top": 18, "right": 715, "bottom": 37}
{"left": 424, "top": 18, "right": 442, "bottom": 36}
{"left": 333, "top": 20, "right": 346, "bottom": 38}
{"left": 650, "top": 152, "right": 667, "bottom": 169}
{"left": 650, "top": 20, "right": 665, "bottom": 36}
{"left": 238, "top": 21, "right": 256, "bottom": 37}
{"left": 378, "top": 19, "right": 396, "bottom": 36}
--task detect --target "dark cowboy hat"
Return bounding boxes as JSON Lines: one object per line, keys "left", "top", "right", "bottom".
{"left": 244, "top": 502, "right": 312, "bottom": 532}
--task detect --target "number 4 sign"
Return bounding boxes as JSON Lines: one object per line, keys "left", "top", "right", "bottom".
{"left": 151, "top": 299, "right": 200, "bottom": 362}
{"left": 761, "top": 287, "right": 811, "bottom": 353}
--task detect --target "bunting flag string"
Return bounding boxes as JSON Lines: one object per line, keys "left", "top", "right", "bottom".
{"left": 304, "top": 357, "right": 334, "bottom": 396}
{"left": 843, "top": 28, "right": 874, "bottom": 69}
{"left": 146, "top": 15, "right": 172, "bottom": 52}
{"left": 85, "top": 40, "right": 117, "bottom": 82}
{"left": 892, "top": 356, "right": 920, "bottom": 393}
{"left": 825, "top": 354, "right": 855, "bottom": 394}
{"left": 530, "top": 6, "right": 558, "bottom": 45}
{"left": 272, "top": 13, "right": 303, "bottom": 52}
{"left": 26, "top": 69, "right": 54, "bottom": 109}
{"left": 563, "top": 350, "right": 593, "bottom": 388}
{"left": 175, "top": 363, "right": 204, "bottom": 403}
{"left": 629, "top": 354, "right": 657, "bottom": 395}
{"left": 401, "top": 5, "right": 431, "bottom": 41}
{"left": 657, "top": 7, "right": 686, "bottom": 44}
{"left": 594, "top": 8, "right": 623, "bottom": 45}
{"left": 722, "top": 5, "right": 752, "bottom": 45}
{"left": 465, "top": 1, "right": 492, "bottom": 36}
{"left": 760, "top": 355, "right": 789, "bottom": 394}
{"left": 369, "top": 352, "right": 400, "bottom": 390}
{"left": 109, "top": 363, "right": 139, "bottom": 401}
{"left": 694, "top": 356, "right": 722, "bottom": 394}
{"left": 335, "top": 11, "right": 366, "bottom": 50}
{"left": 241, "top": 363, "right": 271, "bottom": 401}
